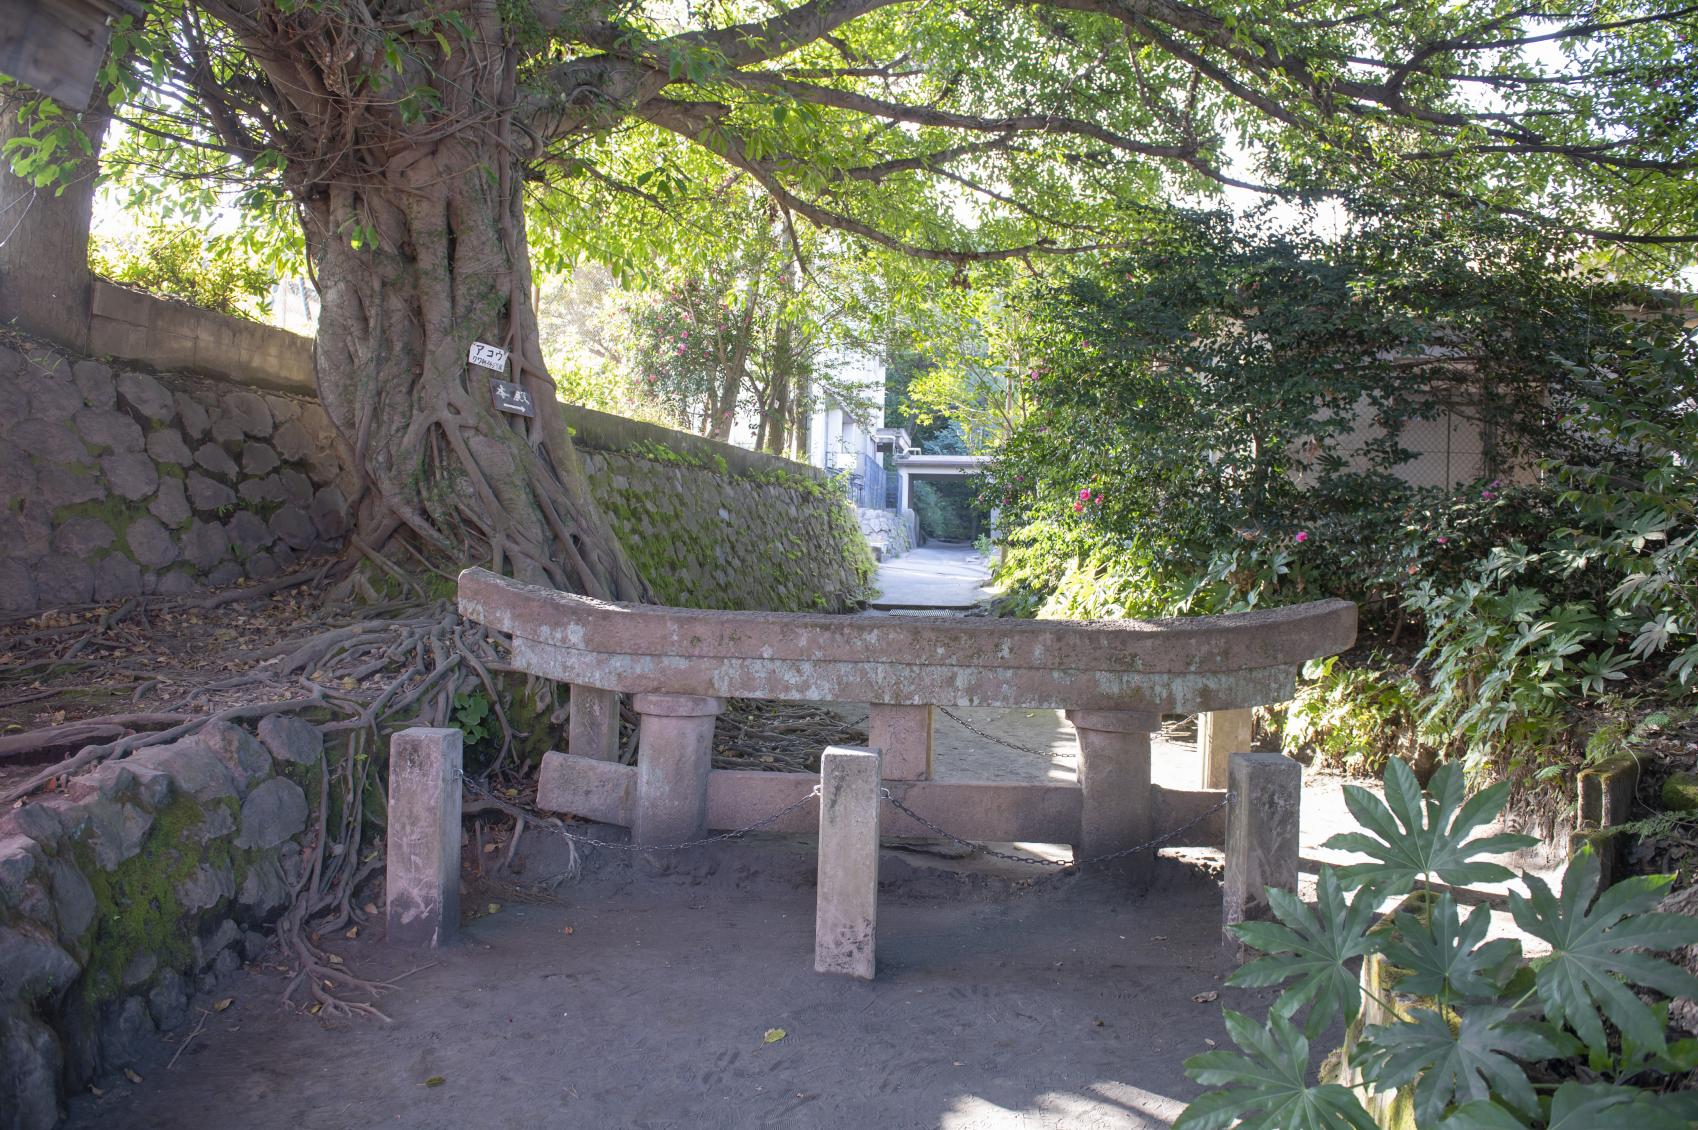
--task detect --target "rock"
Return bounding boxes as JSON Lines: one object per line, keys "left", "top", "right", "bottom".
{"left": 1662, "top": 773, "right": 1698, "bottom": 813}
{"left": 55, "top": 1001, "right": 101, "bottom": 1093}
{"left": 26, "top": 370, "right": 83, "bottom": 422}
{"left": 0, "top": 1005, "right": 63, "bottom": 1130}
{"left": 180, "top": 517, "right": 231, "bottom": 569}
{"left": 36, "top": 467, "right": 103, "bottom": 509}
{"left": 271, "top": 418, "right": 313, "bottom": 462}
{"left": 0, "top": 445, "right": 36, "bottom": 505}
{"left": 13, "top": 417, "right": 90, "bottom": 464}
{"left": 189, "top": 801, "right": 236, "bottom": 843}
{"left": 175, "top": 392, "right": 210, "bottom": 439}
{"left": 193, "top": 918, "right": 242, "bottom": 969}
{"left": 258, "top": 714, "right": 322, "bottom": 765}
{"left": 238, "top": 474, "right": 285, "bottom": 504}
{"left": 154, "top": 569, "right": 198, "bottom": 595}
{"left": 72, "top": 360, "right": 116, "bottom": 409}
{"left": 211, "top": 946, "right": 241, "bottom": 982}
{"left": 147, "top": 969, "right": 190, "bottom": 1031}
{"left": 0, "top": 804, "right": 63, "bottom": 851}
{"left": 245, "top": 551, "right": 279, "bottom": 580}
{"left": 128, "top": 737, "right": 238, "bottom": 803}
{"left": 76, "top": 797, "right": 153, "bottom": 870}
{"left": 93, "top": 555, "right": 144, "bottom": 601}
{"left": 0, "top": 835, "right": 40, "bottom": 901}
{"left": 194, "top": 442, "right": 239, "bottom": 479}
{"left": 209, "top": 411, "right": 246, "bottom": 445}
{"left": 241, "top": 929, "right": 270, "bottom": 961}
{"left": 174, "top": 860, "right": 235, "bottom": 914}
{"left": 51, "top": 517, "right": 115, "bottom": 558}
{"left": 309, "top": 485, "right": 349, "bottom": 539}
{"left": 279, "top": 468, "right": 315, "bottom": 505}
{"left": 149, "top": 475, "right": 192, "bottom": 527}
{"left": 223, "top": 391, "right": 273, "bottom": 437}
{"left": 205, "top": 562, "right": 244, "bottom": 587}
{"left": 269, "top": 505, "right": 317, "bottom": 550}
{"left": 236, "top": 778, "right": 308, "bottom": 850}
{"left": 0, "top": 925, "right": 79, "bottom": 1002}
{"left": 265, "top": 395, "right": 299, "bottom": 424}
{"left": 99, "top": 995, "right": 156, "bottom": 1072}
{"left": 73, "top": 407, "right": 145, "bottom": 454}
{"left": 0, "top": 558, "right": 37, "bottom": 612}
{"left": 198, "top": 721, "right": 271, "bottom": 792}
{"left": 186, "top": 471, "right": 236, "bottom": 512}
{"left": 225, "top": 510, "right": 272, "bottom": 557}
{"left": 46, "top": 857, "right": 96, "bottom": 942}
{"left": 145, "top": 428, "right": 192, "bottom": 466}
{"left": 121, "top": 951, "right": 157, "bottom": 989}
{"left": 116, "top": 371, "right": 174, "bottom": 421}
{"left": 125, "top": 515, "right": 177, "bottom": 568}
{"left": 237, "top": 854, "right": 290, "bottom": 919}
{"left": 102, "top": 451, "right": 159, "bottom": 500}
{"left": 240, "top": 442, "right": 279, "bottom": 475}
{"left": 33, "top": 557, "right": 93, "bottom": 607}
{"left": 64, "top": 760, "right": 168, "bottom": 808}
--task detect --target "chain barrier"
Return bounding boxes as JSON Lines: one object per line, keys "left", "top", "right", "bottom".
{"left": 456, "top": 771, "right": 820, "bottom": 853}
{"left": 879, "top": 790, "right": 1228, "bottom": 870}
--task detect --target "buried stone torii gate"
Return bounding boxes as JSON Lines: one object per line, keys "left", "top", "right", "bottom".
{"left": 386, "top": 568, "right": 1356, "bottom": 977}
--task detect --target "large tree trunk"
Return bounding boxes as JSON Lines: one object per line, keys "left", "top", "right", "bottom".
{"left": 298, "top": 61, "right": 645, "bottom": 600}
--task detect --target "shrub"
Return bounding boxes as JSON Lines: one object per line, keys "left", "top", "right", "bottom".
{"left": 90, "top": 227, "right": 274, "bottom": 319}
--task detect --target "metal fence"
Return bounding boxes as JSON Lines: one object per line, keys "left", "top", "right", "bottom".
{"left": 826, "top": 451, "right": 888, "bottom": 510}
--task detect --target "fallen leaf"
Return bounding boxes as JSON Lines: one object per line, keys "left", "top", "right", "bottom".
{"left": 363, "top": 902, "right": 379, "bottom": 916}
{"left": 307, "top": 1003, "right": 323, "bottom": 1015}
{"left": 486, "top": 902, "right": 501, "bottom": 914}
{"left": 763, "top": 1028, "right": 786, "bottom": 1044}
{"left": 344, "top": 926, "right": 359, "bottom": 940}
{"left": 124, "top": 1069, "right": 143, "bottom": 1085}
{"left": 89, "top": 1085, "right": 105, "bottom": 1097}
{"left": 1192, "top": 991, "right": 1218, "bottom": 1004}
{"left": 561, "top": 926, "right": 574, "bottom": 936}
{"left": 212, "top": 998, "right": 234, "bottom": 1012}
{"left": 423, "top": 1076, "right": 446, "bottom": 1088}
{"left": 483, "top": 843, "right": 498, "bottom": 854}
{"left": 326, "top": 953, "right": 345, "bottom": 965}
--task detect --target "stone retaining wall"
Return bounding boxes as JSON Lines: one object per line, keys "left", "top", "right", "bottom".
{"left": 0, "top": 335, "right": 352, "bottom": 611}
{"left": 0, "top": 715, "right": 326, "bottom": 1129}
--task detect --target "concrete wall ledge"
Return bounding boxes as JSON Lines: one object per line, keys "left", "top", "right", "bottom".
{"left": 88, "top": 280, "right": 317, "bottom": 395}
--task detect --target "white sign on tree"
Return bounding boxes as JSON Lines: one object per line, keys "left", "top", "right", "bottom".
{"left": 468, "top": 341, "right": 509, "bottom": 372}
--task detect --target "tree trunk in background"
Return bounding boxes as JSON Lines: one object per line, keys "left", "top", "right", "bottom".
{"left": 0, "top": 81, "right": 109, "bottom": 351}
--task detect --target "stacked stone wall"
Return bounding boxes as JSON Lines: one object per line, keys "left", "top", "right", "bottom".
{"left": 0, "top": 335, "right": 352, "bottom": 611}
{"left": 0, "top": 715, "right": 326, "bottom": 1129}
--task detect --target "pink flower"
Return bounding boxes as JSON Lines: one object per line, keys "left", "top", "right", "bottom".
{"left": 1079, "top": 488, "right": 1091, "bottom": 500}
{"left": 1073, "top": 501, "right": 1084, "bottom": 513}
{"left": 1294, "top": 531, "right": 1309, "bottom": 543}
{"left": 1437, "top": 536, "right": 1449, "bottom": 545}
{"left": 676, "top": 344, "right": 686, "bottom": 355}
{"left": 1481, "top": 490, "right": 1496, "bottom": 500}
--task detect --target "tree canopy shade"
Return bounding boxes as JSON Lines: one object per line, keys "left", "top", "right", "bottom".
{"left": 6, "top": 0, "right": 1694, "bottom": 596}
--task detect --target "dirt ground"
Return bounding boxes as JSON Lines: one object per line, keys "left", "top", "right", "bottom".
{"left": 63, "top": 838, "right": 1287, "bottom": 1130}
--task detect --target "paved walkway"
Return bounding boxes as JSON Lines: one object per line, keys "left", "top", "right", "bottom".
{"left": 869, "top": 543, "right": 994, "bottom": 610}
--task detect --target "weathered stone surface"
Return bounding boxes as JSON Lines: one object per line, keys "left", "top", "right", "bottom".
{"left": 193, "top": 918, "right": 242, "bottom": 969}
{"left": 0, "top": 505, "right": 53, "bottom": 557}
{"left": 265, "top": 395, "right": 300, "bottom": 424}
{"left": 128, "top": 737, "right": 238, "bottom": 802}
{"left": 36, "top": 467, "right": 103, "bottom": 510}
{"left": 244, "top": 551, "right": 278, "bottom": 579}
{"left": 33, "top": 557, "right": 93, "bottom": 607}
{"left": 386, "top": 728, "right": 463, "bottom": 947}
{"left": 194, "top": 442, "right": 240, "bottom": 479}
{"left": 100, "top": 995, "right": 156, "bottom": 1071}
{"left": 93, "top": 554, "right": 144, "bottom": 601}
{"left": 72, "top": 407, "right": 143, "bottom": 452}
{"left": 223, "top": 391, "right": 274, "bottom": 437}
{"left": 14, "top": 418, "right": 90, "bottom": 464}
{"left": 279, "top": 468, "right": 314, "bottom": 505}
{"left": 154, "top": 569, "right": 198, "bottom": 595}
{"left": 269, "top": 504, "right": 316, "bottom": 550}
{"left": 241, "top": 442, "right": 279, "bottom": 476}
{"left": 0, "top": 1005, "right": 63, "bottom": 1130}
{"left": 198, "top": 721, "right": 272, "bottom": 793}
{"left": 226, "top": 510, "right": 272, "bottom": 557}
{"left": 124, "top": 515, "right": 177, "bottom": 569}
{"left": 147, "top": 969, "right": 190, "bottom": 1032}
{"left": 189, "top": 801, "right": 236, "bottom": 844}
{"left": 1223, "top": 752, "right": 1301, "bottom": 961}
{"left": 272, "top": 418, "right": 313, "bottom": 462}
{"left": 145, "top": 427, "right": 192, "bottom": 466}
{"left": 1198, "top": 708, "right": 1254, "bottom": 790}
{"left": 258, "top": 713, "right": 323, "bottom": 765}
{"left": 121, "top": 951, "right": 157, "bottom": 989}
{"left": 175, "top": 392, "right": 211, "bottom": 439}
{"left": 206, "top": 561, "right": 244, "bottom": 587}
{"left": 241, "top": 929, "right": 269, "bottom": 961}
{"left": 186, "top": 472, "right": 236, "bottom": 512}
{"left": 117, "top": 371, "right": 175, "bottom": 421}
{"left": 209, "top": 411, "right": 246, "bottom": 445}
{"left": 180, "top": 518, "right": 231, "bottom": 569}
{"left": 238, "top": 474, "right": 285, "bottom": 504}
{"left": 77, "top": 797, "right": 154, "bottom": 870}
{"left": 237, "top": 853, "right": 290, "bottom": 919}
{"left": 236, "top": 777, "right": 308, "bottom": 849}
{"left": 175, "top": 860, "right": 236, "bottom": 914}
{"left": 72, "top": 360, "right": 116, "bottom": 409}
{"left": 149, "top": 475, "right": 192, "bottom": 528}
{"left": 27, "top": 371, "right": 84, "bottom": 422}
{"left": 0, "top": 558, "right": 38, "bottom": 611}
{"left": 0, "top": 805, "right": 62, "bottom": 851}
{"left": 0, "top": 445, "right": 36, "bottom": 503}
{"left": 102, "top": 451, "right": 159, "bottom": 501}
{"left": 0, "top": 834, "right": 40, "bottom": 898}
{"left": 46, "top": 857, "right": 96, "bottom": 941}
{"left": 815, "top": 746, "right": 882, "bottom": 980}
{"left": 310, "top": 485, "right": 349, "bottom": 539}
{"left": 0, "top": 925, "right": 79, "bottom": 1002}
{"left": 50, "top": 517, "right": 115, "bottom": 559}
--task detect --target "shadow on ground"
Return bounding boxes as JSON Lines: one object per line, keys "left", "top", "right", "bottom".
{"left": 65, "top": 839, "right": 1288, "bottom": 1130}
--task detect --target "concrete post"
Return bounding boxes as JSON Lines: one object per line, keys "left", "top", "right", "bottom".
{"left": 1223, "top": 751, "right": 1301, "bottom": 962}
{"left": 1065, "top": 709, "right": 1159, "bottom": 885}
{"left": 570, "top": 684, "right": 622, "bottom": 762}
{"left": 868, "top": 703, "right": 932, "bottom": 781}
{"left": 1198, "top": 708, "right": 1254, "bottom": 790}
{"left": 386, "top": 728, "right": 463, "bottom": 947}
{"left": 631, "top": 693, "right": 723, "bottom": 846}
{"left": 815, "top": 746, "right": 882, "bottom": 979}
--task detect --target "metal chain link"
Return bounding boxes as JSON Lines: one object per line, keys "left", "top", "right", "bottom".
{"left": 456, "top": 771, "right": 820, "bottom": 853}
{"left": 879, "top": 790, "right": 1228, "bottom": 870}
{"left": 935, "top": 705, "right": 1057, "bottom": 759}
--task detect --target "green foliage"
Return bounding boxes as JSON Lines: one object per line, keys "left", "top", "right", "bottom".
{"left": 453, "top": 690, "right": 493, "bottom": 746}
{"left": 1183, "top": 759, "right": 1698, "bottom": 1129}
{"left": 910, "top": 480, "right": 980, "bottom": 543}
{"left": 91, "top": 226, "right": 274, "bottom": 318}
{"left": 1283, "top": 657, "right": 1423, "bottom": 776}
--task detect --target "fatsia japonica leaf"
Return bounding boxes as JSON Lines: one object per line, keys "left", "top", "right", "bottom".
{"left": 1431, "top": 1100, "right": 1529, "bottom": 1130}
{"left": 1380, "top": 894, "right": 1523, "bottom": 1002}
{"left": 1543, "top": 1081, "right": 1698, "bottom": 1130}
{"left": 1176, "top": 1010, "right": 1376, "bottom": 1130}
{"left": 1324, "top": 759, "right": 1536, "bottom": 896}
{"left": 1507, "top": 846, "right": 1698, "bottom": 1054}
{"left": 1226, "top": 869, "right": 1380, "bottom": 1037}
{"left": 1355, "top": 1005, "right": 1564, "bottom": 1125}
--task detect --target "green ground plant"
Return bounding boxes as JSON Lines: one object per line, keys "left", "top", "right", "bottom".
{"left": 1178, "top": 759, "right": 1698, "bottom": 1129}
